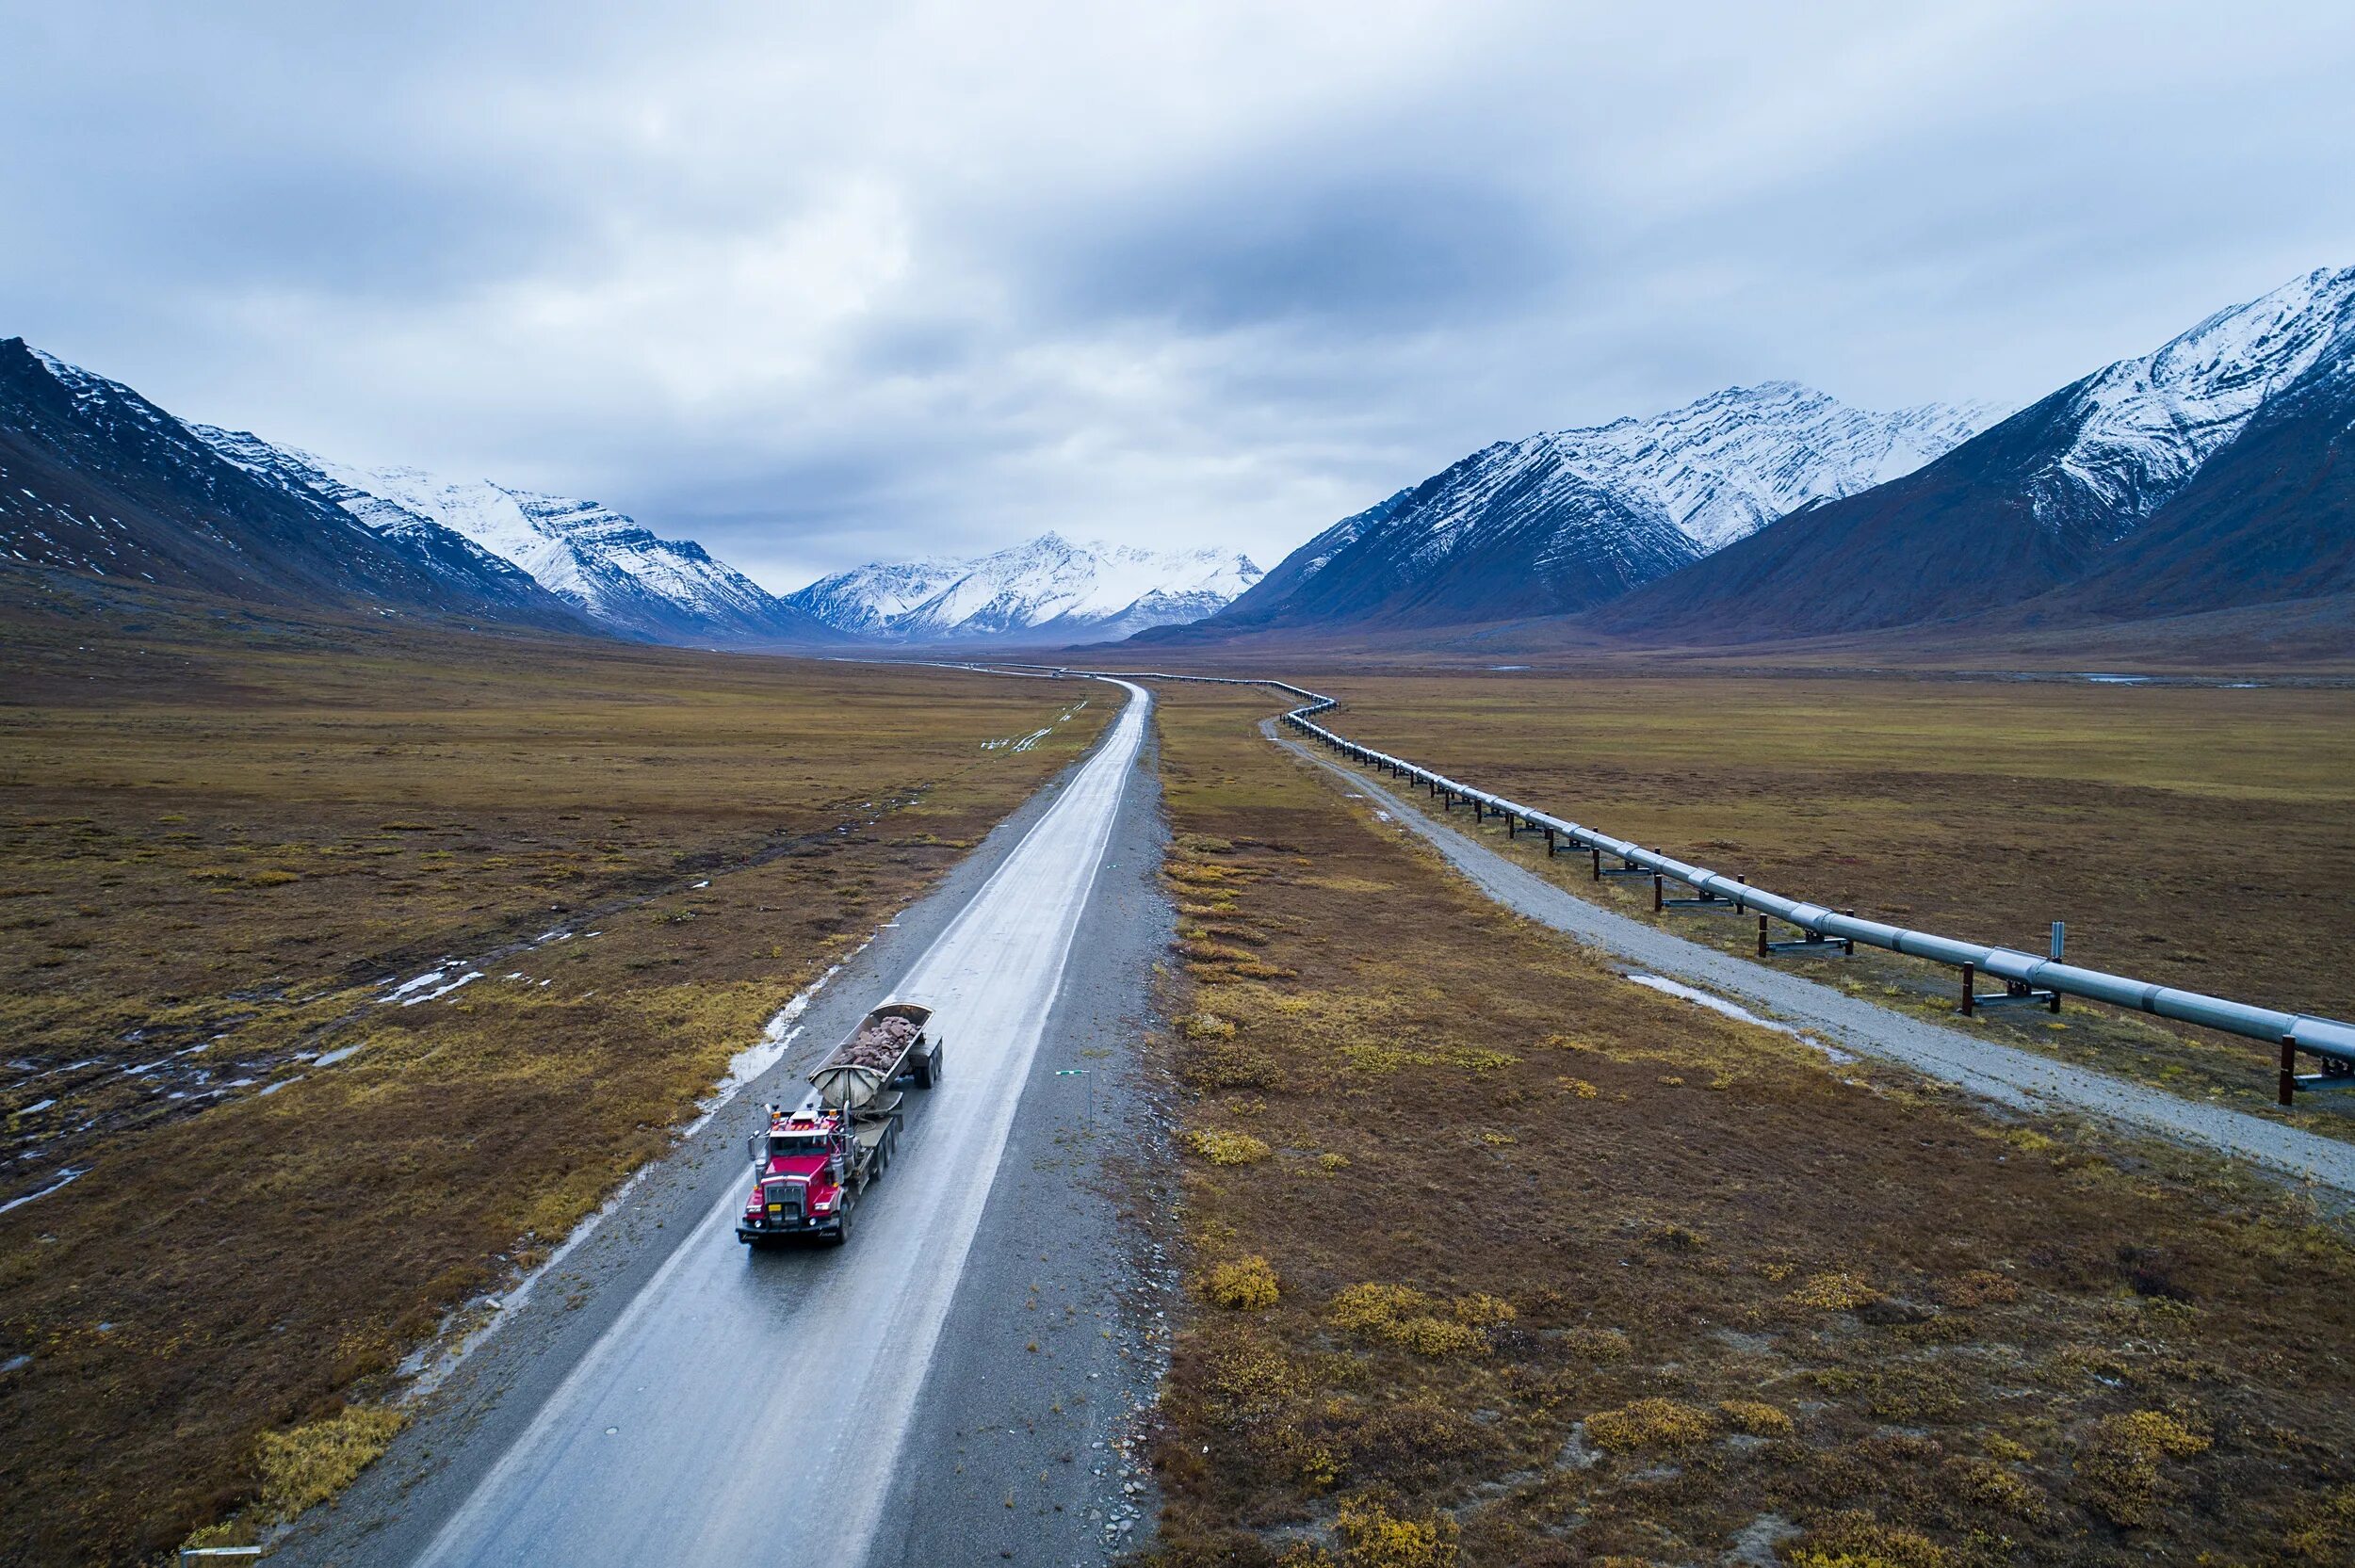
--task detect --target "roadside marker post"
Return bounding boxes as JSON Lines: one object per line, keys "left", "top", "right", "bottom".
{"left": 1053, "top": 1067, "right": 1092, "bottom": 1125}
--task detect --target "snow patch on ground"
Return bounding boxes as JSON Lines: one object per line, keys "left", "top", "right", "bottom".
{"left": 1619, "top": 973, "right": 1859, "bottom": 1062}
{"left": 0, "top": 1166, "right": 86, "bottom": 1215}
{"left": 400, "top": 971, "right": 482, "bottom": 1007}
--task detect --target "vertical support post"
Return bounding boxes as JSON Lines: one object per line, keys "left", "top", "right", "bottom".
{"left": 1652, "top": 873, "right": 1665, "bottom": 913}
{"left": 1960, "top": 962, "right": 1976, "bottom": 1017}
{"left": 1472, "top": 800, "right": 1483, "bottom": 822}
{"left": 1590, "top": 848, "right": 1601, "bottom": 882}
{"left": 1757, "top": 914, "right": 1769, "bottom": 958}
{"left": 1507, "top": 814, "right": 1517, "bottom": 838}
{"left": 1735, "top": 876, "right": 1747, "bottom": 913}
{"left": 1544, "top": 827, "right": 1555, "bottom": 857}
{"left": 2280, "top": 1039, "right": 2298, "bottom": 1107}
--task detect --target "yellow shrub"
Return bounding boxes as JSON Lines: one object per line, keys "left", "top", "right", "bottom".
{"left": 1791, "top": 1271, "right": 1880, "bottom": 1311}
{"left": 1450, "top": 1293, "right": 1515, "bottom": 1327}
{"left": 1333, "top": 1495, "right": 1461, "bottom": 1568}
{"left": 1584, "top": 1398, "right": 1714, "bottom": 1452}
{"left": 1326, "top": 1283, "right": 1500, "bottom": 1356}
{"left": 1187, "top": 1127, "right": 1272, "bottom": 1166}
{"left": 1717, "top": 1398, "right": 1795, "bottom": 1436}
{"left": 1555, "top": 1076, "right": 1600, "bottom": 1098}
{"left": 1329, "top": 1282, "right": 1430, "bottom": 1332}
{"left": 1181, "top": 1012, "right": 1238, "bottom": 1040}
{"left": 2078, "top": 1409, "right": 2210, "bottom": 1526}
{"left": 1203, "top": 1254, "right": 1281, "bottom": 1311}
{"left": 1785, "top": 1511, "right": 1948, "bottom": 1568}
{"left": 1390, "top": 1317, "right": 1486, "bottom": 1356}
{"left": 1942, "top": 1454, "right": 2043, "bottom": 1516}
{"left": 254, "top": 1404, "right": 407, "bottom": 1521}
{"left": 1318, "top": 1152, "right": 1352, "bottom": 1172}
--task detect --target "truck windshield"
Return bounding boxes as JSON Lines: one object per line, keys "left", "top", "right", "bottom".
{"left": 769, "top": 1136, "right": 827, "bottom": 1161}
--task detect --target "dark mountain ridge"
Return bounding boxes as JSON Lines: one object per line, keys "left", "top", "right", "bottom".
{"left": 0, "top": 339, "right": 589, "bottom": 633}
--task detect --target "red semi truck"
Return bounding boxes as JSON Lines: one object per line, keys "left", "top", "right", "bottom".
{"left": 738, "top": 1001, "right": 944, "bottom": 1248}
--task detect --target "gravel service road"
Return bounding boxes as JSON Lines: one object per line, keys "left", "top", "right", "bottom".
{"left": 1267, "top": 719, "right": 2355, "bottom": 1194}
{"left": 284, "top": 679, "right": 1168, "bottom": 1568}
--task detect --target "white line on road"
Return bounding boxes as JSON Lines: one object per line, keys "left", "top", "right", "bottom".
{"left": 413, "top": 681, "right": 1151, "bottom": 1568}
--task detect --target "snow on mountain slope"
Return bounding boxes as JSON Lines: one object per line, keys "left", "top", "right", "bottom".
{"left": 2, "top": 340, "right": 581, "bottom": 628}
{"left": 2035, "top": 265, "right": 2355, "bottom": 537}
{"left": 1596, "top": 265, "right": 2355, "bottom": 642}
{"left": 782, "top": 557, "right": 969, "bottom": 637}
{"left": 786, "top": 533, "right": 1261, "bottom": 642}
{"left": 1150, "top": 383, "right": 1994, "bottom": 640}
{"left": 194, "top": 430, "right": 830, "bottom": 645}
{"left": 1538, "top": 380, "right": 1997, "bottom": 553}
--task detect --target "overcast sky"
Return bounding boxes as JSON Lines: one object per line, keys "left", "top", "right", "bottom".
{"left": 7, "top": 2, "right": 2353, "bottom": 591}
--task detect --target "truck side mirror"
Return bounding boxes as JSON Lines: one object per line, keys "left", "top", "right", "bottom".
{"left": 746, "top": 1132, "right": 764, "bottom": 1167}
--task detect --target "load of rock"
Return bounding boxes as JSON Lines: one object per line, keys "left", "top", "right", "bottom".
{"left": 835, "top": 1012, "right": 918, "bottom": 1072}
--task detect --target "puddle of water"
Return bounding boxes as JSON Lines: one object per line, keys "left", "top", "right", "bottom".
{"left": 1624, "top": 973, "right": 1857, "bottom": 1063}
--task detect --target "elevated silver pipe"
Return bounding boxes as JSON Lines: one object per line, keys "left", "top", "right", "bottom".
{"left": 1060, "top": 666, "right": 2355, "bottom": 1082}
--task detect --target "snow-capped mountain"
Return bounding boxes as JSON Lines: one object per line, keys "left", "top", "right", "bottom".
{"left": 193, "top": 430, "right": 833, "bottom": 645}
{"left": 1601, "top": 265, "right": 2355, "bottom": 641}
{"left": 787, "top": 534, "right": 1262, "bottom": 643}
{"left": 1, "top": 339, "right": 584, "bottom": 629}
{"left": 2030, "top": 266, "right": 2355, "bottom": 539}
{"left": 1152, "top": 383, "right": 1995, "bottom": 639}
{"left": 784, "top": 557, "right": 970, "bottom": 638}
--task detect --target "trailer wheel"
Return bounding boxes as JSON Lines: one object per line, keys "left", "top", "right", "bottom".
{"left": 929, "top": 1043, "right": 945, "bottom": 1086}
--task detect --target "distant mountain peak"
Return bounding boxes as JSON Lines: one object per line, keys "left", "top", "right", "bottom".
{"left": 786, "top": 535, "right": 1261, "bottom": 643}
{"left": 2038, "top": 265, "right": 2355, "bottom": 537}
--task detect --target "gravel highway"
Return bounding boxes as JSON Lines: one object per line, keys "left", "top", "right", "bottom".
{"left": 1269, "top": 719, "right": 2355, "bottom": 1194}
{"left": 304, "top": 680, "right": 1160, "bottom": 1568}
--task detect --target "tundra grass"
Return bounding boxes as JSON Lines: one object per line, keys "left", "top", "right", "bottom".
{"left": 1141, "top": 681, "right": 2355, "bottom": 1568}
{"left": 0, "top": 595, "right": 1111, "bottom": 1565}
{"left": 1275, "top": 671, "right": 2355, "bottom": 1125}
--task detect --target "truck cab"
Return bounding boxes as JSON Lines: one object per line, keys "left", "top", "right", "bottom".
{"left": 739, "top": 1104, "right": 857, "bottom": 1244}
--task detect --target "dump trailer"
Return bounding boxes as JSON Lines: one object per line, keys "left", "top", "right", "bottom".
{"left": 738, "top": 1002, "right": 944, "bottom": 1247}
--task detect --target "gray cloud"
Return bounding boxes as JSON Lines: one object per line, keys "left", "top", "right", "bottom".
{"left": 7, "top": 1, "right": 2354, "bottom": 590}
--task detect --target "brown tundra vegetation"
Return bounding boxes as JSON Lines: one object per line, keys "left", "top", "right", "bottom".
{"left": 1140, "top": 677, "right": 2355, "bottom": 1568}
